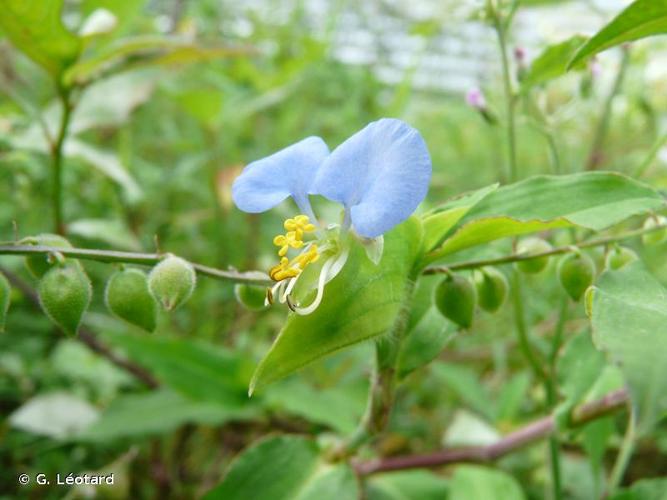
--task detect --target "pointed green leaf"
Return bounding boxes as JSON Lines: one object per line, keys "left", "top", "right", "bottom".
{"left": 521, "top": 35, "right": 587, "bottom": 90}
{"left": 422, "top": 184, "right": 498, "bottom": 252}
{"left": 569, "top": 0, "right": 667, "bottom": 68}
{"left": 204, "top": 435, "right": 358, "bottom": 500}
{"left": 591, "top": 263, "right": 667, "bottom": 434}
{"left": 0, "top": 0, "right": 81, "bottom": 77}
{"left": 428, "top": 172, "right": 662, "bottom": 261}
{"left": 250, "top": 217, "right": 423, "bottom": 393}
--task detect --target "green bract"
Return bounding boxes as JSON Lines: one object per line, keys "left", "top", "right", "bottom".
{"left": 24, "top": 233, "right": 74, "bottom": 278}
{"left": 641, "top": 216, "right": 667, "bottom": 246}
{"left": 474, "top": 268, "right": 509, "bottom": 313}
{"left": 434, "top": 274, "right": 476, "bottom": 329}
{"left": 604, "top": 246, "right": 638, "bottom": 271}
{"left": 38, "top": 263, "right": 92, "bottom": 335}
{"left": 557, "top": 253, "right": 596, "bottom": 301}
{"left": 105, "top": 268, "right": 158, "bottom": 333}
{"left": 234, "top": 284, "right": 267, "bottom": 311}
{"left": 0, "top": 272, "right": 10, "bottom": 332}
{"left": 148, "top": 256, "right": 196, "bottom": 311}
{"left": 515, "top": 238, "right": 552, "bottom": 274}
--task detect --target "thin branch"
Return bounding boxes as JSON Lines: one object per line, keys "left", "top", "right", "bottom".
{"left": 1, "top": 267, "right": 160, "bottom": 389}
{"left": 0, "top": 245, "right": 272, "bottom": 286}
{"left": 355, "top": 388, "right": 628, "bottom": 475}
{"left": 424, "top": 224, "right": 667, "bottom": 275}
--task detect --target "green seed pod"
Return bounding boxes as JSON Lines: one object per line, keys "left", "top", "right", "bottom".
{"left": 0, "top": 272, "right": 10, "bottom": 332}
{"left": 515, "top": 237, "right": 552, "bottom": 274}
{"left": 473, "top": 267, "right": 509, "bottom": 313}
{"left": 557, "top": 252, "right": 595, "bottom": 302}
{"left": 148, "top": 256, "right": 196, "bottom": 311}
{"left": 105, "top": 268, "right": 158, "bottom": 332}
{"left": 584, "top": 286, "right": 595, "bottom": 319}
{"left": 234, "top": 284, "right": 267, "bottom": 311}
{"left": 38, "top": 264, "right": 92, "bottom": 335}
{"left": 434, "top": 274, "right": 476, "bottom": 329}
{"left": 641, "top": 216, "right": 667, "bottom": 246}
{"left": 604, "top": 246, "right": 638, "bottom": 271}
{"left": 24, "top": 233, "right": 74, "bottom": 278}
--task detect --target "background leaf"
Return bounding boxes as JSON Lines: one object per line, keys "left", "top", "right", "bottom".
{"left": 449, "top": 465, "right": 526, "bottom": 500}
{"left": 428, "top": 172, "right": 663, "bottom": 260}
{"left": 521, "top": 36, "right": 587, "bottom": 90}
{"left": 0, "top": 0, "right": 81, "bottom": 77}
{"left": 591, "top": 262, "right": 667, "bottom": 433}
{"left": 204, "top": 435, "right": 358, "bottom": 500}
{"left": 569, "top": 0, "right": 667, "bottom": 67}
{"left": 249, "top": 218, "right": 423, "bottom": 393}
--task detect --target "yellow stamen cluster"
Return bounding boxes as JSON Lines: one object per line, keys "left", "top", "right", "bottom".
{"left": 269, "top": 215, "right": 319, "bottom": 282}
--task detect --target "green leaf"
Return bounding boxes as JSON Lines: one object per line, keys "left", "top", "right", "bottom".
{"left": 204, "top": 435, "right": 358, "bottom": 500}
{"left": 264, "top": 379, "right": 367, "bottom": 434}
{"left": 557, "top": 332, "right": 606, "bottom": 407}
{"left": 591, "top": 262, "right": 667, "bottom": 433}
{"left": 422, "top": 184, "right": 498, "bottom": 252}
{"left": 569, "top": 0, "right": 667, "bottom": 68}
{"left": 69, "top": 218, "right": 142, "bottom": 251}
{"left": 80, "top": 390, "right": 257, "bottom": 442}
{"left": 449, "top": 465, "right": 526, "bottom": 500}
{"left": 249, "top": 218, "right": 423, "bottom": 393}
{"left": 610, "top": 477, "right": 667, "bottom": 500}
{"left": 521, "top": 36, "right": 587, "bottom": 90}
{"left": 105, "top": 334, "right": 253, "bottom": 406}
{"left": 428, "top": 172, "right": 663, "bottom": 261}
{"left": 367, "top": 470, "right": 449, "bottom": 500}
{"left": 0, "top": 0, "right": 81, "bottom": 78}
{"left": 63, "top": 35, "right": 245, "bottom": 86}
{"left": 430, "top": 363, "right": 494, "bottom": 421}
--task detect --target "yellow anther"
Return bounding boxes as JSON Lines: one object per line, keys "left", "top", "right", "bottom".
{"left": 294, "top": 244, "right": 320, "bottom": 269}
{"left": 269, "top": 257, "right": 300, "bottom": 281}
{"left": 284, "top": 214, "right": 316, "bottom": 240}
{"left": 273, "top": 231, "right": 304, "bottom": 257}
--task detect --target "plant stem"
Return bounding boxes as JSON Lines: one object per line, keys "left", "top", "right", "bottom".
{"left": 339, "top": 276, "right": 417, "bottom": 457}
{"left": 493, "top": 11, "right": 518, "bottom": 182}
{"left": 608, "top": 408, "right": 636, "bottom": 494}
{"left": 424, "top": 223, "right": 667, "bottom": 275}
{"left": 0, "top": 244, "right": 271, "bottom": 285}
{"left": 633, "top": 133, "right": 667, "bottom": 178}
{"left": 51, "top": 87, "right": 73, "bottom": 235}
{"left": 586, "top": 47, "right": 630, "bottom": 170}
{"left": 355, "top": 388, "right": 628, "bottom": 475}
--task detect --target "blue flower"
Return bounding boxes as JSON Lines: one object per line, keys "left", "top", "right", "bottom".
{"left": 312, "top": 118, "right": 431, "bottom": 238}
{"left": 231, "top": 118, "right": 431, "bottom": 315}
{"left": 232, "top": 136, "right": 329, "bottom": 218}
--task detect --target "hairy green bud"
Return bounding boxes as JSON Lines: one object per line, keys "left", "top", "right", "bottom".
{"left": 604, "top": 246, "right": 638, "bottom": 271}
{"left": 474, "top": 267, "right": 509, "bottom": 313}
{"left": 641, "top": 216, "right": 667, "bottom": 246}
{"left": 434, "top": 274, "right": 476, "bottom": 329}
{"left": 557, "top": 252, "right": 595, "bottom": 302}
{"left": 515, "top": 237, "right": 552, "bottom": 274}
{"left": 24, "top": 233, "right": 74, "bottom": 278}
{"left": 0, "top": 272, "right": 10, "bottom": 332}
{"left": 105, "top": 268, "right": 158, "bottom": 332}
{"left": 148, "top": 256, "right": 196, "bottom": 311}
{"left": 234, "top": 284, "right": 266, "bottom": 311}
{"left": 38, "top": 264, "right": 92, "bottom": 335}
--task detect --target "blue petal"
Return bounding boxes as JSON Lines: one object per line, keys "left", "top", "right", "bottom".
{"left": 311, "top": 118, "right": 431, "bottom": 238}
{"left": 232, "top": 136, "right": 329, "bottom": 213}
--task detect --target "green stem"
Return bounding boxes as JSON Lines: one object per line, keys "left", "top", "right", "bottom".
{"left": 0, "top": 244, "right": 271, "bottom": 285}
{"left": 339, "top": 275, "right": 417, "bottom": 457}
{"left": 545, "top": 298, "right": 568, "bottom": 500}
{"left": 51, "top": 87, "right": 73, "bottom": 235}
{"left": 510, "top": 270, "right": 547, "bottom": 382}
{"left": 493, "top": 13, "right": 518, "bottom": 182}
{"left": 424, "top": 223, "right": 667, "bottom": 274}
{"left": 633, "top": 133, "right": 667, "bottom": 178}
{"left": 608, "top": 408, "right": 636, "bottom": 494}
{"left": 586, "top": 47, "right": 630, "bottom": 170}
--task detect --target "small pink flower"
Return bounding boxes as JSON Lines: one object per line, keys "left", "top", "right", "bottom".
{"left": 465, "top": 88, "right": 487, "bottom": 110}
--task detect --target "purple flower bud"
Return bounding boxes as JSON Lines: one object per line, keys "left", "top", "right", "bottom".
{"left": 465, "top": 88, "right": 487, "bottom": 110}
{"left": 514, "top": 46, "right": 526, "bottom": 64}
